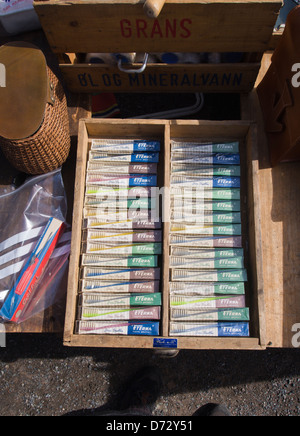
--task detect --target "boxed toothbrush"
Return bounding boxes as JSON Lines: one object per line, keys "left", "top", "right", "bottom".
{"left": 169, "top": 322, "right": 250, "bottom": 337}
{"left": 79, "top": 306, "right": 161, "bottom": 321}
{"left": 169, "top": 281, "right": 245, "bottom": 296}
{"left": 91, "top": 139, "right": 161, "bottom": 153}
{"left": 169, "top": 294, "right": 246, "bottom": 309}
{"left": 82, "top": 267, "right": 161, "bottom": 281}
{"left": 79, "top": 292, "right": 162, "bottom": 307}
{"left": 169, "top": 235, "right": 243, "bottom": 248}
{"left": 89, "top": 152, "right": 160, "bottom": 164}
{"left": 171, "top": 187, "right": 241, "bottom": 201}
{"left": 63, "top": 119, "right": 265, "bottom": 350}
{"left": 170, "top": 247, "right": 244, "bottom": 259}
{"left": 171, "top": 199, "right": 241, "bottom": 212}
{"left": 76, "top": 320, "right": 160, "bottom": 336}
{"left": 170, "top": 164, "right": 241, "bottom": 177}
{"left": 87, "top": 162, "right": 158, "bottom": 174}
{"left": 85, "top": 242, "right": 162, "bottom": 255}
{"left": 81, "top": 279, "right": 160, "bottom": 294}
{"left": 171, "top": 141, "right": 240, "bottom": 154}
{"left": 171, "top": 268, "right": 248, "bottom": 282}
{"left": 170, "top": 308, "right": 250, "bottom": 322}
{"left": 170, "top": 256, "right": 244, "bottom": 269}
{"left": 86, "top": 230, "right": 162, "bottom": 244}
{"left": 82, "top": 254, "right": 158, "bottom": 268}
{"left": 85, "top": 197, "right": 156, "bottom": 210}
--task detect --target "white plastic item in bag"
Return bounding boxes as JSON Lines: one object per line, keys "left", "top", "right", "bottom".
{"left": 0, "top": 0, "right": 41, "bottom": 35}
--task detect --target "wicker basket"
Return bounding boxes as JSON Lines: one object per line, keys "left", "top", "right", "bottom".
{"left": 0, "top": 43, "right": 70, "bottom": 175}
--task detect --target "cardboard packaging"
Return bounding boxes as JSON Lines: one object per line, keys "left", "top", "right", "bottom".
{"left": 77, "top": 320, "right": 160, "bottom": 335}
{"left": 79, "top": 306, "right": 161, "bottom": 321}
{"left": 79, "top": 292, "right": 162, "bottom": 307}
{"left": 169, "top": 322, "right": 250, "bottom": 337}
{"left": 81, "top": 279, "right": 159, "bottom": 293}
{"left": 170, "top": 307, "right": 250, "bottom": 321}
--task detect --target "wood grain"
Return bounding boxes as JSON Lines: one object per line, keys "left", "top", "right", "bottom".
{"left": 34, "top": 1, "right": 281, "bottom": 53}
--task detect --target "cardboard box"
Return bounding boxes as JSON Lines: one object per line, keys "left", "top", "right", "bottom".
{"left": 169, "top": 281, "right": 245, "bottom": 295}
{"left": 81, "top": 279, "right": 160, "bottom": 294}
{"left": 169, "top": 322, "right": 250, "bottom": 337}
{"left": 79, "top": 292, "right": 162, "bottom": 307}
{"left": 79, "top": 306, "right": 161, "bottom": 321}
{"left": 77, "top": 320, "right": 160, "bottom": 336}
{"left": 170, "top": 295, "right": 246, "bottom": 308}
{"left": 170, "top": 308, "right": 250, "bottom": 321}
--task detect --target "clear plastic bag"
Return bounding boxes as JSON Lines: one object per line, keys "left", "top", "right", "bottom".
{"left": 0, "top": 169, "right": 71, "bottom": 323}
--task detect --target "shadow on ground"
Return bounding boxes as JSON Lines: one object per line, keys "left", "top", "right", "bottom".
{"left": 0, "top": 334, "right": 299, "bottom": 416}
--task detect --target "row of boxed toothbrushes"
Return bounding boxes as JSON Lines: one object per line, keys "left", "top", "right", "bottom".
{"left": 76, "top": 138, "right": 163, "bottom": 336}
{"left": 168, "top": 139, "right": 250, "bottom": 338}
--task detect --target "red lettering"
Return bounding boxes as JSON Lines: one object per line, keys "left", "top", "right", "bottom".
{"left": 120, "top": 19, "right": 132, "bottom": 38}
{"left": 136, "top": 19, "right": 148, "bottom": 38}
{"left": 151, "top": 20, "right": 163, "bottom": 38}
{"left": 166, "top": 19, "right": 177, "bottom": 38}
{"left": 180, "top": 18, "right": 192, "bottom": 38}
{"left": 120, "top": 17, "right": 192, "bottom": 39}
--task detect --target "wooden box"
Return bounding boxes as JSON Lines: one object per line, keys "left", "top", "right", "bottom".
{"left": 64, "top": 119, "right": 266, "bottom": 350}
{"left": 33, "top": 0, "right": 282, "bottom": 93}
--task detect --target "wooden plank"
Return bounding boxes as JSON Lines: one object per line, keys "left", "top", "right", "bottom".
{"left": 246, "top": 124, "right": 267, "bottom": 348}
{"left": 64, "top": 120, "right": 89, "bottom": 343}
{"left": 162, "top": 123, "right": 171, "bottom": 337}
{"left": 4, "top": 305, "right": 66, "bottom": 333}
{"left": 34, "top": 0, "right": 281, "bottom": 53}
{"left": 59, "top": 63, "right": 260, "bottom": 94}
{"left": 259, "top": 152, "right": 300, "bottom": 348}
{"left": 65, "top": 334, "right": 261, "bottom": 350}
{"left": 241, "top": 53, "right": 300, "bottom": 347}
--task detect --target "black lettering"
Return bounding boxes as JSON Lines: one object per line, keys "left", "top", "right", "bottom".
{"left": 148, "top": 74, "right": 157, "bottom": 87}
{"left": 181, "top": 74, "right": 191, "bottom": 87}
{"left": 209, "top": 74, "right": 219, "bottom": 86}
{"left": 233, "top": 73, "right": 242, "bottom": 86}
{"left": 222, "top": 73, "right": 232, "bottom": 86}
{"left": 159, "top": 73, "right": 168, "bottom": 86}
{"left": 102, "top": 74, "right": 111, "bottom": 87}
{"left": 170, "top": 74, "right": 178, "bottom": 86}
{"left": 129, "top": 74, "right": 140, "bottom": 86}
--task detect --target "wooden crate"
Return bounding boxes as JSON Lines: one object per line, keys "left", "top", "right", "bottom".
{"left": 33, "top": 0, "right": 282, "bottom": 93}
{"left": 64, "top": 119, "right": 266, "bottom": 350}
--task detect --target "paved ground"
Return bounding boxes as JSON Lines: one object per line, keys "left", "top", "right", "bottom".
{"left": 0, "top": 334, "right": 299, "bottom": 416}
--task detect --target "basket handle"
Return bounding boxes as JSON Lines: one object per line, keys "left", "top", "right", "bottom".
{"left": 118, "top": 53, "right": 149, "bottom": 74}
